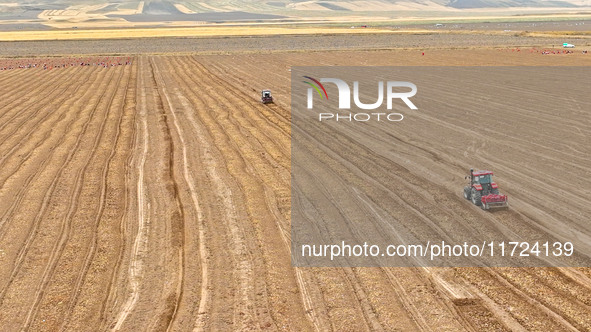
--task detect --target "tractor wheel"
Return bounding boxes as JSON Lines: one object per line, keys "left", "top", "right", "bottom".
{"left": 492, "top": 188, "right": 499, "bottom": 195}
{"left": 471, "top": 188, "right": 482, "bottom": 206}
{"left": 463, "top": 187, "right": 471, "bottom": 200}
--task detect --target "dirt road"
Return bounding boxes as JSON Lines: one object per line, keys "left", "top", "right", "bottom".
{"left": 0, "top": 49, "right": 590, "bottom": 331}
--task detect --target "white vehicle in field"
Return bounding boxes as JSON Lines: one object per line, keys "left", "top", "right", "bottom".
{"left": 563, "top": 43, "right": 575, "bottom": 48}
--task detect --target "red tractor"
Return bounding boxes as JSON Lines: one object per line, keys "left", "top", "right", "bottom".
{"left": 463, "top": 168, "right": 508, "bottom": 210}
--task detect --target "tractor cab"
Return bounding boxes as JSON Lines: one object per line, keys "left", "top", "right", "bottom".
{"left": 472, "top": 171, "right": 493, "bottom": 185}
{"left": 261, "top": 89, "right": 273, "bottom": 104}
{"left": 468, "top": 170, "right": 497, "bottom": 196}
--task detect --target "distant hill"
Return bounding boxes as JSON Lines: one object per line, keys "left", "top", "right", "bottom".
{"left": 1, "top": 0, "right": 590, "bottom": 30}
{"left": 2, "top": 0, "right": 588, "bottom": 13}
{"left": 446, "top": 0, "right": 581, "bottom": 9}
{"left": 140, "top": 0, "right": 590, "bottom": 16}
{"left": 180, "top": 0, "right": 588, "bottom": 11}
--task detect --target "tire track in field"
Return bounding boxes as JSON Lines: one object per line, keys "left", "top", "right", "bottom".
{"left": 94, "top": 61, "right": 139, "bottom": 331}
{"left": 300, "top": 132, "right": 528, "bottom": 330}
{"left": 60, "top": 62, "right": 134, "bottom": 328}
{"left": 0, "top": 70, "right": 47, "bottom": 116}
{"left": 0, "top": 68, "right": 120, "bottom": 329}
{"left": 290, "top": 154, "right": 395, "bottom": 331}
{"left": 414, "top": 76, "right": 590, "bottom": 171}
{"left": 199, "top": 55, "right": 452, "bottom": 331}
{"left": 200, "top": 58, "right": 292, "bottom": 128}
{"left": 201, "top": 56, "right": 473, "bottom": 331}
{"left": 204, "top": 57, "right": 293, "bottom": 119}
{"left": 381, "top": 75, "right": 591, "bottom": 329}
{"left": 152, "top": 57, "right": 213, "bottom": 331}
{"left": 0, "top": 67, "right": 81, "bottom": 149}
{"left": 109, "top": 57, "right": 185, "bottom": 331}
{"left": 342, "top": 267, "right": 386, "bottom": 331}
{"left": 193, "top": 53, "right": 588, "bottom": 326}
{"left": 388, "top": 144, "right": 584, "bottom": 328}
{"left": 0, "top": 67, "right": 64, "bottom": 120}
{"left": 163, "top": 57, "right": 286, "bottom": 327}
{"left": 61, "top": 60, "right": 138, "bottom": 332}
{"left": 181, "top": 58, "right": 292, "bottom": 241}
{"left": 0, "top": 68, "right": 27, "bottom": 87}
{"left": 368, "top": 130, "right": 591, "bottom": 329}
{"left": 490, "top": 267, "right": 591, "bottom": 331}
{"left": 351, "top": 77, "right": 591, "bottom": 328}
{"left": 294, "top": 135, "right": 467, "bottom": 330}
{"left": 325, "top": 73, "right": 591, "bottom": 329}
{"left": 150, "top": 57, "right": 211, "bottom": 332}
{"left": 0, "top": 68, "right": 81, "bottom": 163}
{"left": 161, "top": 56, "right": 266, "bottom": 331}
{"left": 213, "top": 54, "right": 535, "bottom": 332}
{"left": 0, "top": 67, "right": 97, "bottom": 202}
{"left": 182, "top": 58, "right": 290, "bottom": 204}
{"left": 290, "top": 66, "right": 591, "bottom": 328}
{"left": 0, "top": 66, "right": 108, "bottom": 287}
{"left": 186, "top": 63, "right": 296, "bottom": 249}
{"left": 0, "top": 66, "right": 100, "bottom": 231}
{"left": 186, "top": 57, "right": 290, "bottom": 163}
{"left": 146, "top": 57, "right": 187, "bottom": 331}
{"left": 339, "top": 107, "right": 591, "bottom": 330}
{"left": 175, "top": 55, "right": 296, "bottom": 329}
{"left": 288, "top": 88, "right": 584, "bottom": 332}
{"left": 170, "top": 56, "right": 327, "bottom": 331}
{"left": 22, "top": 67, "right": 126, "bottom": 330}
{"left": 27, "top": 65, "right": 133, "bottom": 331}
{"left": 63, "top": 61, "right": 137, "bottom": 329}
{"left": 111, "top": 57, "right": 150, "bottom": 331}
{"left": 461, "top": 267, "right": 578, "bottom": 331}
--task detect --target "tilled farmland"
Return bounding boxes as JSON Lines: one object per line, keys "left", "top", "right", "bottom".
{"left": 0, "top": 49, "right": 590, "bottom": 331}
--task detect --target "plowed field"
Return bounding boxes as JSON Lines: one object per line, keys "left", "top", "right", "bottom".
{"left": 0, "top": 48, "right": 590, "bottom": 331}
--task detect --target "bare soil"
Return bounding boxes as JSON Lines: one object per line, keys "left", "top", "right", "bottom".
{"left": 0, "top": 46, "right": 589, "bottom": 331}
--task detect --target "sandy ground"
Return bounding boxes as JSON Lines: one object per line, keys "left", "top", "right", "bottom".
{"left": 0, "top": 46, "right": 589, "bottom": 331}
